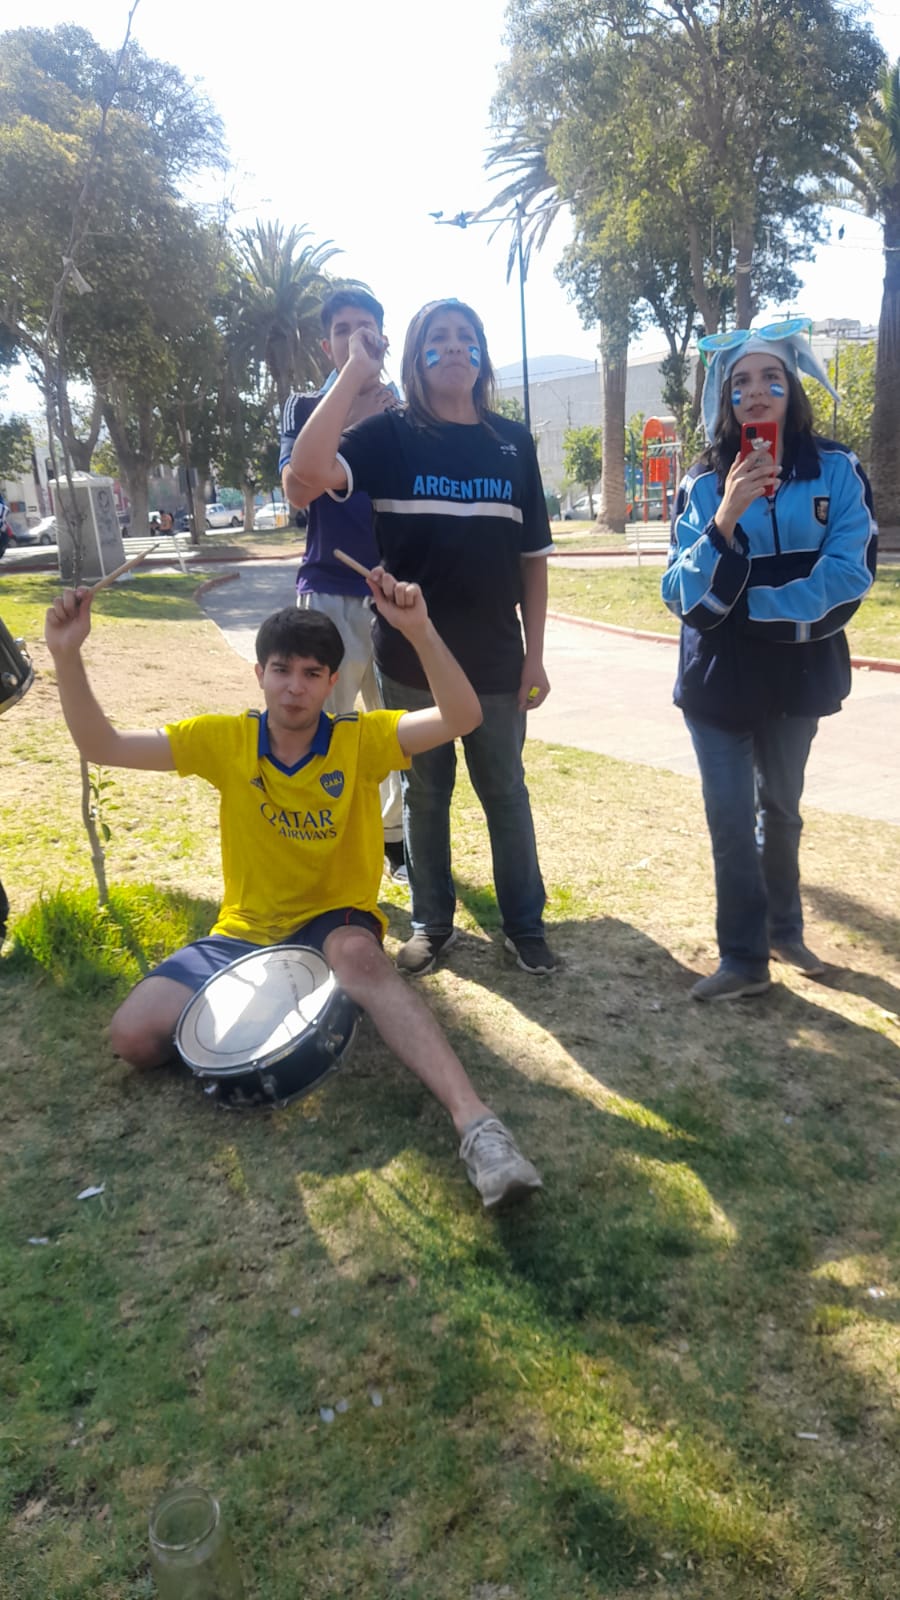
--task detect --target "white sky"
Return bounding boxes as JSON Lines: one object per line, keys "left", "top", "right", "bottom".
{"left": 3, "top": 0, "right": 900, "bottom": 414}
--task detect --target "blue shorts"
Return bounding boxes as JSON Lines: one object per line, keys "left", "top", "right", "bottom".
{"left": 146, "top": 907, "right": 382, "bottom": 995}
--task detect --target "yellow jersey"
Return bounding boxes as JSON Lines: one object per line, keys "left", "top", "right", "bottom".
{"left": 166, "top": 708, "right": 409, "bottom": 944}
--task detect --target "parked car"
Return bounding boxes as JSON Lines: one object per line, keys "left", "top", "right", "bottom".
{"left": 253, "top": 501, "right": 291, "bottom": 531}
{"left": 10, "top": 516, "right": 56, "bottom": 545}
{"left": 562, "top": 495, "right": 596, "bottom": 521}
{"left": 203, "top": 502, "right": 243, "bottom": 530}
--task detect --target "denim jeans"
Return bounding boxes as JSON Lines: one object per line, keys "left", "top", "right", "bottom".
{"left": 378, "top": 671, "right": 547, "bottom": 940}
{"left": 685, "top": 713, "right": 818, "bottom": 978}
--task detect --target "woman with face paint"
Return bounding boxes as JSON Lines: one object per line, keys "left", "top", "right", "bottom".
{"left": 662, "top": 320, "right": 878, "bottom": 1002}
{"left": 289, "top": 298, "right": 556, "bottom": 979}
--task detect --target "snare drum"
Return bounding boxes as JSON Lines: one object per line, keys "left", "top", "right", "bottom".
{"left": 175, "top": 945, "right": 359, "bottom": 1108}
{"left": 0, "top": 617, "right": 34, "bottom": 715}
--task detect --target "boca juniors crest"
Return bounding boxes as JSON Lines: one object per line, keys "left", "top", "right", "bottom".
{"left": 320, "top": 769, "right": 345, "bottom": 799}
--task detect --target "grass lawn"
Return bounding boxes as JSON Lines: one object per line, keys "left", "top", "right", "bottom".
{"left": 549, "top": 521, "right": 669, "bottom": 552}
{"left": 2, "top": 574, "right": 899, "bottom": 1598}
{"left": 548, "top": 566, "right": 900, "bottom": 660}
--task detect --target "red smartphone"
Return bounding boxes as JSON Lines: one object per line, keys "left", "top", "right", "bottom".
{"left": 739, "top": 422, "right": 778, "bottom": 496}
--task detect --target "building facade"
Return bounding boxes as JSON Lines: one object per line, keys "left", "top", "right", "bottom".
{"left": 498, "top": 320, "right": 874, "bottom": 497}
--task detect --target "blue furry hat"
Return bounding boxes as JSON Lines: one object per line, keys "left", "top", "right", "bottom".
{"left": 699, "top": 320, "right": 838, "bottom": 441}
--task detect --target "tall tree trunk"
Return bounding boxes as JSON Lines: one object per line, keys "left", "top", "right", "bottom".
{"left": 869, "top": 213, "right": 900, "bottom": 530}
{"left": 101, "top": 393, "right": 154, "bottom": 536}
{"left": 733, "top": 220, "right": 755, "bottom": 329}
{"left": 598, "top": 328, "right": 628, "bottom": 532}
{"left": 59, "top": 390, "right": 103, "bottom": 472}
{"left": 242, "top": 483, "right": 256, "bottom": 531}
{"left": 686, "top": 217, "right": 719, "bottom": 334}
{"left": 190, "top": 455, "right": 211, "bottom": 542}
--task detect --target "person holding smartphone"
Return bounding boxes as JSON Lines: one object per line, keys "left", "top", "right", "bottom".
{"left": 662, "top": 319, "right": 878, "bottom": 1001}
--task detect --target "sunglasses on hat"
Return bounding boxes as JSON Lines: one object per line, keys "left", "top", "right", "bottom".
{"left": 697, "top": 317, "right": 812, "bottom": 369}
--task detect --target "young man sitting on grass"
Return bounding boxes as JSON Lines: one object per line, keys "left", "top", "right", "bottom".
{"left": 44, "top": 570, "right": 542, "bottom": 1211}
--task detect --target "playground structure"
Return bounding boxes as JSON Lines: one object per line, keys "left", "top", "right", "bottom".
{"left": 629, "top": 416, "right": 681, "bottom": 522}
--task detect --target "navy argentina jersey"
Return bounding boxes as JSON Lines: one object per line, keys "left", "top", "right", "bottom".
{"left": 333, "top": 409, "right": 554, "bottom": 693}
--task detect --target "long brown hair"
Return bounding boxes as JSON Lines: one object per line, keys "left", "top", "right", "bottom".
{"left": 401, "top": 299, "right": 497, "bottom": 429}
{"left": 701, "top": 366, "right": 815, "bottom": 485}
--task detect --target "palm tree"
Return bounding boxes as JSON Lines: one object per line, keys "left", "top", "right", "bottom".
{"left": 827, "top": 62, "right": 900, "bottom": 525}
{"left": 482, "top": 118, "right": 637, "bottom": 531}
{"left": 233, "top": 222, "right": 342, "bottom": 413}
{"left": 479, "top": 121, "right": 562, "bottom": 280}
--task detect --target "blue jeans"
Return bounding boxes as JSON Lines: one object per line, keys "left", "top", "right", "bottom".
{"left": 685, "top": 713, "right": 818, "bottom": 978}
{"left": 378, "top": 672, "right": 546, "bottom": 940}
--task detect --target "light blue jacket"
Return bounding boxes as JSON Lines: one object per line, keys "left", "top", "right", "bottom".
{"left": 661, "top": 435, "right": 877, "bottom": 727}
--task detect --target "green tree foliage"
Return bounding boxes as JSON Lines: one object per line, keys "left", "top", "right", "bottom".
{"left": 231, "top": 222, "right": 344, "bottom": 413}
{"left": 89, "top": 431, "right": 118, "bottom": 480}
{"left": 0, "top": 414, "right": 34, "bottom": 479}
{"left": 803, "top": 341, "right": 876, "bottom": 468}
{"left": 494, "top": 394, "right": 525, "bottom": 422}
{"left": 824, "top": 61, "right": 900, "bottom": 522}
{"left": 486, "top": 0, "right": 883, "bottom": 526}
{"left": 563, "top": 425, "right": 602, "bottom": 513}
{"left": 0, "top": 24, "right": 227, "bottom": 525}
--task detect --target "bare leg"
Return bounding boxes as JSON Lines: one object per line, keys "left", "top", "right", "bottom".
{"left": 109, "top": 975, "right": 194, "bottom": 1069}
{"left": 324, "top": 925, "right": 490, "bottom": 1133}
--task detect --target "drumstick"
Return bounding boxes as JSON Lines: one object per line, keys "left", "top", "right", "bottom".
{"left": 333, "top": 547, "right": 376, "bottom": 581}
{"left": 89, "top": 543, "right": 160, "bottom": 594}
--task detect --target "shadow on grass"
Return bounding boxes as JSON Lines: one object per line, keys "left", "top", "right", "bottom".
{"left": 805, "top": 880, "right": 900, "bottom": 965}
{"left": 4, "top": 885, "right": 900, "bottom": 1595}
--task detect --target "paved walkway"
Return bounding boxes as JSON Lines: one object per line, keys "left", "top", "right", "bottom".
{"left": 199, "top": 559, "right": 900, "bottom": 829}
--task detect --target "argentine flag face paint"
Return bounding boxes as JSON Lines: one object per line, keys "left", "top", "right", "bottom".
{"left": 468, "top": 344, "right": 481, "bottom": 368}
{"left": 424, "top": 348, "right": 440, "bottom": 368}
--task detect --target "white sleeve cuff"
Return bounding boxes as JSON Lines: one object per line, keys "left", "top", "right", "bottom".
{"left": 327, "top": 453, "right": 354, "bottom": 502}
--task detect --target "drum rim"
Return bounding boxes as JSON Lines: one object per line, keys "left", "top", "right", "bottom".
{"left": 0, "top": 663, "right": 34, "bottom": 715}
{"left": 175, "top": 943, "right": 337, "bottom": 1077}
{"left": 206, "top": 1008, "right": 360, "bottom": 1107}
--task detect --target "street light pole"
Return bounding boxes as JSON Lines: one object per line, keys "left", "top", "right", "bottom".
{"left": 514, "top": 201, "right": 531, "bottom": 433}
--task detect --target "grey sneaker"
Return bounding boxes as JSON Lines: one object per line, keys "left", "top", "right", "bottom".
{"left": 396, "top": 927, "right": 458, "bottom": 977}
{"left": 691, "top": 967, "right": 771, "bottom": 1002}
{"left": 503, "top": 935, "right": 557, "bottom": 974}
{"left": 770, "top": 942, "right": 825, "bottom": 976}
{"left": 459, "top": 1115, "right": 543, "bottom": 1210}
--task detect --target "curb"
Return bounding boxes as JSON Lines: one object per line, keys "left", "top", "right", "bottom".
{"left": 193, "top": 570, "right": 242, "bottom": 600}
{"left": 551, "top": 546, "right": 669, "bottom": 559}
{"left": 546, "top": 610, "right": 900, "bottom": 676}
{"left": 5, "top": 546, "right": 304, "bottom": 577}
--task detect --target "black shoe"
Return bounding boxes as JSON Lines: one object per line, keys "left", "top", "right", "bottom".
{"left": 396, "top": 928, "right": 458, "bottom": 977}
{"left": 503, "top": 934, "right": 557, "bottom": 974}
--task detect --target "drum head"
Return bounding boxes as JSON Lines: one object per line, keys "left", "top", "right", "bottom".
{"left": 177, "top": 945, "right": 334, "bottom": 1075}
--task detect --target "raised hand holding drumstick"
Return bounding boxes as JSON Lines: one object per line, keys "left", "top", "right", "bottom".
{"left": 333, "top": 547, "right": 426, "bottom": 635}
